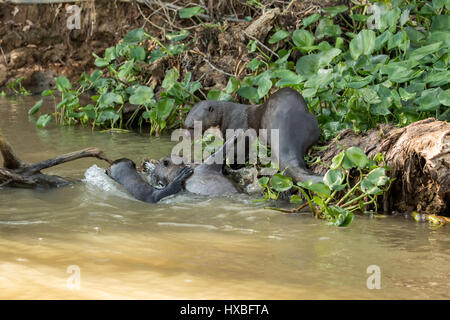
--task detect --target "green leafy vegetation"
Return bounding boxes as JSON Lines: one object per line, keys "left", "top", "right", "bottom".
{"left": 8, "top": 77, "right": 31, "bottom": 96}
{"left": 30, "top": 28, "right": 200, "bottom": 134}
{"left": 260, "top": 147, "right": 393, "bottom": 226}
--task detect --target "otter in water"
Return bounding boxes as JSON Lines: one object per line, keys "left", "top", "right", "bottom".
{"left": 106, "top": 158, "right": 193, "bottom": 203}
{"left": 184, "top": 87, "right": 322, "bottom": 183}
{"left": 148, "top": 135, "right": 240, "bottom": 196}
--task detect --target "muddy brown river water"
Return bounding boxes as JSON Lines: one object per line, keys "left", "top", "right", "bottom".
{"left": 0, "top": 96, "right": 449, "bottom": 299}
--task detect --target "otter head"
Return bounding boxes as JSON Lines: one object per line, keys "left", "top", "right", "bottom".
{"left": 184, "top": 101, "right": 222, "bottom": 132}
{"left": 153, "top": 156, "right": 185, "bottom": 186}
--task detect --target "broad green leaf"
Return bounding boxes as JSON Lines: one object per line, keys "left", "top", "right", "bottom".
{"left": 98, "top": 92, "right": 123, "bottom": 108}
{"left": 345, "top": 147, "right": 369, "bottom": 168}
{"left": 269, "top": 173, "right": 293, "bottom": 192}
{"left": 36, "top": 114, "right": 52, "bottom": 128}
{"left": 322, "top": 5, "right": 348, "bottom": 16}
{"left": 28, "top": 99, "right": 43, "bottom": 115}
{"left": 297, "top": 181, "right": 330, "bottom": 197}
{"left": 408, "top": 41, "right": 442, "bottom": 60}
{"left": 302, "top": 13, "right": 320, "bottom": 27}
{"left": 292, "top": 29, "right": 315, "bottom": 48}
{"left": 365, "top": 167, "right": 389, "bottom": 187}
{"left": 438, "top": 89, "right": 450, "bottom": 106}
{"left": 268, "top": 30, "right": 290, "bottom": 44}
{"left": 54, "top": 76, "right": 72, "bottom": 91}
{"left": 324, "top": 169, "right": 345, "bottom": 191}
{"left": 166, "top": 29, "right": 190, "bottom": 41}
{"left": 130, "top": 46, "right": 146, "bottom": 61}
{"left": 123, "top": 28, "right": 147, "bottom": 45}
{"left": 349, "top": 30, "right": 376, "bottom": 60}
{"left": 129, "top": 86, "right": 154, "bottom": 105}
{"left": 237, "top": 86, "right": 259, "bottom": 101}
{"left": 179, "top": 6, "right": 205, "bottom": 19}
{"left": 156, "top": 98, "right": 175, "bottom": 120}
{"left": 415, "top": 88, "right": 443, "bottom": 111}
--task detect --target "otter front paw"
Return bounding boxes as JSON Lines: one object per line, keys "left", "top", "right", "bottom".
{"left": 173, "top": 166, "right": 193, "bottom": 184}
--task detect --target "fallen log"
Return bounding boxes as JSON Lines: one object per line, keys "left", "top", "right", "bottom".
{"left": 0, "top": 131, "right": 113, "bottom": 188}
{"left": 310, "top": 118, "right": 450, "bottom": 215}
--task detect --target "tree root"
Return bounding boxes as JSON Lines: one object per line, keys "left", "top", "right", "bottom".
{"left": 0, "top": 131, "right": 113, "bottom": 189}
{"left": 310, "top": 118, "right": 450, "bottom": 215}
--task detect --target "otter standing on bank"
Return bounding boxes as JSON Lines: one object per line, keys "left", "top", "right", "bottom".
{"left": 106, "top": 158, "right": 193, "bottom": 203}
{"left": 184, "top": 87, "right": 322, "bottom": 183}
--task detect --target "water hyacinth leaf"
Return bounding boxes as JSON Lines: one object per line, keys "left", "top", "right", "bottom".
{"left": 430, "top": 14, "right": 450, "bottom": 32}
{"left": 302, "top": 13, "right": 320, "bottom": 28}
{"left": 225, "top": 77, "right": 240, "bottom": 94}
{"left": 349, "top": 29, "right": 376, "bottom": 60}
{"left": 166, "top": 29, "right": 190, "bottom": 41}
{"left": 247, "top": 58, "right": 264, "bottom": 71}
{"left": 41, "top": 89, "right": 54, "bottom": 97}
{"left": 425, "top": 71, "right": 450, "bottom": 87}
{"left": 162, "top": 68, "right": 179, "bottom": 90}
{"left": 399, "top": 87, "right": 416, "bottom": 101}
{"left": 322, "top": 5, "right": 348, "bottom": 16}
{"left": 304, "top": 69, "right": 333, "bottom": 89}
{"left": 99, "top": 92, "right": 123, "bottom": 108}
{"left": 97, "top": 109, "right": 119, "bottom": 123}
{"left": 122, "top": 28, "right": 147, "bottom": 45}
{"left": 179, "top": 6, "right": 205, "bottom": 19}
{"left": 129, "top": 86, "right": 154, "bottom": 105}
{"left": 359, "top": 87, "right": 381, "bottom": 104}
{"left": 331, "top": 151, "right": 345, "bottom": 169}
{"left": 55, "top": 76, "right": 72, "bottom": 91}
{"left": 400, "top": 9, "right": 410, "bottom": 26}
{"left": 380, "top": 7, "right": 401, "bottom": 32}
{"left": 36, "top": 114, "right": 52, "bottom": 128}
{"left": 256, "top": 76, "right": 273, "bottom": 98}
{"left": 290, "top": 194, "right": 303, "bottom": 205}
{"left": 292, "top": 29, "right": 315, "bottom": 48}
{"left": 268, "top": 30, "right": 290, "bottom": 44}
{"left": 149, "top": 49, "right": 167, "bottom": 63}
{"left": 315, "top": 18, "right": 341, "bottom": 39}
{"left": 28, "top": 99, "right": 43, "bottom": 115}
{"left": 408, "top": 41, "right": 442, "bottom": 60}
{"left": 130, "top": 46, "right": 146, "bottom": 61}
{"left": 156, "top": 98, "right": 175, "bottom": 120}
{"left": 361, "top": 178, "right": 382, "bottom": 195}
{"left": 258, "top": 176, "right": 269, "bottom": 187}
{"left": 374, "top": 30, "right": 393, "bottom": 51}
{"left": 167, "top": 43, "right": 187, "bottom": 55}
{"left": 324, "top": 169, "right": 346, "bottom": 191}
{"left": 207, "top": 90, "right": 232, "bottom": 101}
{"left": 365, "top": 167, "right": 389, "bottom": 187}
{"left": 237, "top": 86, "right": 259, "bottom": 101}
{"left": 438, "top": 89, "right": 450, "bottom": 106}
{"left": 414, "top": 88, "right": 443, "bottom": 111}
{"left": 326, "top": 206, "right": 353, "bottom": 227}
{"left": 297, "top": 181, "right": 331, "bottom": 197}
{"left": 350, "top": 14, "right": 368, "bottom": 22}
{"left": 269, "top": 173, "right": 293, "bottom": 192}
{"left": 345, "top": 147, "right": 369, "bottom": 168}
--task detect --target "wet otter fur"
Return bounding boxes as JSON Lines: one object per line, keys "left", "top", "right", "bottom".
{"left": 106, "top": 158, "right": 193, "bottom": 203}
{"left": 151, "top": 135, "right": 240, "bottom": 196}
{"left": 184, "top": 87, "right": 322, "bottom": 183}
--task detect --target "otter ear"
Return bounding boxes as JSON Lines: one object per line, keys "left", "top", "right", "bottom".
{"left": 208, "top": 106, "right": 214, "bottom": 112}
{"left": 163, "top": 159, "right": 170, "bottom": 167}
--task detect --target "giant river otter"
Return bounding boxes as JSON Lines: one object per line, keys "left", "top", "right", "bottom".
{"left": 106, "top": 158, "right": 193, "bottom": 203}
{"left": 150, "top": 135, "right": 240, "bottom": 196}
{"left": 184, "top": 87, "right": 322, "bottom": 183}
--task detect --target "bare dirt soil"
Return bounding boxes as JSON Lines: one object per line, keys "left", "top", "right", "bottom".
{"left": 0, "top": 0, "right": 347, "bottom": 92}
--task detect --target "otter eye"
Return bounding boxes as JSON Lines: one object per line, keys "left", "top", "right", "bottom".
{"left": 208, "top": 106, "right": 214, "bottom": 112}
{"left": 163, "top": 160, "right": 169, "bottom": 167}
